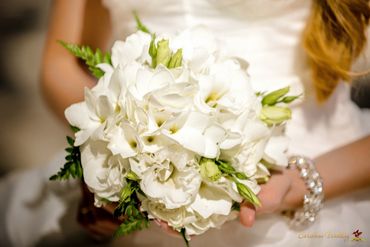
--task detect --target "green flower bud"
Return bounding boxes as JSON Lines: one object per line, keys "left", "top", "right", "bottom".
{"left": 260, "top": 106, "right": 291, "bottom": 125}
{"left": 200, "top": 158, "right": 222, "bottom": 181}
{"left": 149, "top": 34, "right": 157, "bottom": 68}
{"left": 216, "top": 160, "right": 236, "bottom": 174}
{"left": 236, "top": 182, "right": 261, "bottom": 207}
{"left": 126, "top": 171, "right": 140, "bottom": 181}
{"left": 156, "top": 39, "right": 172, "bottom": 67}
{"left": 281, "top": 95, "right": 300, "bottom": 104}
{"left": 168, "top": 48, "right": 183, "bottom": 69}
{"left": 262, "top": 86, "right": 290, "bottom": 106}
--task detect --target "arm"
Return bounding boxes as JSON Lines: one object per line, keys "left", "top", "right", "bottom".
{"left": 41, "top": 0, "right": 111, "bottom": 122}
{"left": 240, "top": 135, "right": 370, "bottom": 227}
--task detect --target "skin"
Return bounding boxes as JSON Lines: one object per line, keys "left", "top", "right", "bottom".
{"left": 42, "top": 0, "right": 370, "bottom": 239}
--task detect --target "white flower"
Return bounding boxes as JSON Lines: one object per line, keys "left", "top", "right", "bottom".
{"left": 263, "top": 127, "right": 289, "bottom": 167}
{"left": 141, "top": 200, "right": 196, "bottom": 229}
{"left": 162, "top": 111, "right": 226, "bottom": 158}
{"left": 111, "top": 31, "right": 152, "bottom": 68}
{"left": 107, "top": 122, "right": 142, "bottom": 158}
{"left": 65, "top": 88, "right": 115, "bottom": 146}
{"left": 80, "top": 140, "right": 129, "bottom": 205}
{"left": 184, "top": 211, "right": 237, "bottom": 236}
{"left": 171, "top": 25, "right": 219, "bottom": 73}
{"left": 131, "top": 147, "right": 201, "bottom": 209}
{"left": 190, "top": 183, "right": 232, "bottom": 219}
{"left": 194, "top": 59, "right": 254, "bottom": 115}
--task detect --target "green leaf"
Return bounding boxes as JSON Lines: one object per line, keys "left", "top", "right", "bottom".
{"left": 66, "top": 136, "right": 74, "bottom": 146}
{"left": 235, "top": 182, "right": 261, "bottom": 207}
{"left": 133, "top": 11, "right": 151, "bottom": 34}
{"left": 49, "top": 136, "right": 83, "bottom": 181}
{"left": 231, "top": 202, "right": 241, "bottom": 211}
{"left": 114, "top": 213, "right": 149, "bottom": 237}
{"left": 180, "top": 228, "right": 190, "bottom": 247}
{"left": 58, "top": 40, "right": 111, "bottom": 78}
{"left": 261, "top": 86, "right": 290, "bottom": 106}
{"left": 149, "top": 34, "right": 157, "bottom": 67}
{"left": 281, "top": 95, "right": 300, "bottom": 104}
{"left": 70, "top": 125, "right": 80, "bottom": 133}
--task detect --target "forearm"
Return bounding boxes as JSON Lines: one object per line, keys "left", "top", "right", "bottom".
{"left": 315, "top": 135, "right": 370, "bottom": 198}
{"left": 284, "top": 135, "right": 370, "bottom": 208}
{"left": 41, "top": 0, "right": 111, "bottom": 122}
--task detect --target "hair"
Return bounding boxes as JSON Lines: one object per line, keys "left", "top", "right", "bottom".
{"left": 302, "top": 0, "right": 370, "bottom": 101}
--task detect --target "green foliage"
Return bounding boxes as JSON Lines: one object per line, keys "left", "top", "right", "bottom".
{"left": 180, "top": 228, "right": 190, "bottom": 247}
{"left": 261, "top": 86, "right": 290, "bottom": 106}
{"left": 49, "top": 135, "right": 82, "bottom": 181}
{"left": 215, "top": 160, "right": 248, "bottom": 180}
{"left": 235, "top": 182, "right": 261, "bottom": 207}
{"left": 114, "top": 204, "right": 149, "bottom": 237}
{"left": 231, "top": 202, "right": 241, "bottom": 211}
{"left": 133, "top": 11, "right": 151, "bottom": 34}
{"left": 201, "top": 159, "right": 260, "bottom": 208}
{"left": 113, "top": 181, "right": 149, "bottom": 237}
{"left": 58, "top": 40, "right": 111, "bottom": 78}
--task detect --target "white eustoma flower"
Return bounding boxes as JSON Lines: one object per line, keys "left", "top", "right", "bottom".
{"left": 184, "top": 211, "right": 237, "bottom": 236}
{"left": 111, "top": 31, "right": 152, "bottom": 68}
{"left": 80, "top": 140, "right": 129, "bottom": 206}
{"left": 190, "top": 183, "right": 232, "bottom": 219}
{"left": 141, "top": 200, "right": 196, "bottom": 229}
{"left": 133, "top": 146, "right": 201, "bottom": 209}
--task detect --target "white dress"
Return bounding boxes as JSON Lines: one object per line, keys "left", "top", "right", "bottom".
{"left": 1, "top": 0, "right": 370, "bottom": 246}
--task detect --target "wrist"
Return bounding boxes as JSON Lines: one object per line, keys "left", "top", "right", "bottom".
{"left": 281, "top": 168, "right": 309, "bottom": 210}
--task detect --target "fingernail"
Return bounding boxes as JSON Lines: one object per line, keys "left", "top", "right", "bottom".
{"left": 154, "top": 219, "right": 161, "bottom": 227}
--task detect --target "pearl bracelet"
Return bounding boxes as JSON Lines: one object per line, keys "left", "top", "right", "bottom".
{"left": 286, "top": 156, "right": 324, "bottom": 228}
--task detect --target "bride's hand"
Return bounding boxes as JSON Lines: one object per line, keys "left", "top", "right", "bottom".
{"left": 239, "top": 168, "right": 307, "bottom": 228}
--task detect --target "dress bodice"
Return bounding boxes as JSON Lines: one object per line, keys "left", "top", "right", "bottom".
{"left": 103, "top": 0, "right": 370, "bottom": 158}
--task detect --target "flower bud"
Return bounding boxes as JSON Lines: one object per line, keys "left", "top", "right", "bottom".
{"left": 200, "top": 158, "right": 222, "bottom": 181}
{"left": 236, "top": 182, "right": 261, "bottom": 207}
{"left": 168, "top": 48, "right": 183, "bottom": 68}
{"left": 261, "top": 86, "right": 289, "bottom": 106}
{"left": 260, "top": 106, "right": 291, "bottom": 125}
{"left": 156, "top": 39, "right": 172, "bottom": 67}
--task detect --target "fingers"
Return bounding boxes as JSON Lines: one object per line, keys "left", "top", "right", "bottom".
{"left": 154, "top": 219, "right": 183, "bottom": 239}
{"left": 256, "top": 173, "right": 291, "bottom": 214}
{"left": 239, "top": 202, "right": 256, "bottom": 228}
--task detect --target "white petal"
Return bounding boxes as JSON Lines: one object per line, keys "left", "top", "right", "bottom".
{"left": 263, "top": 136, "right": 289, "bottom": 167}
{"left": 190, "top": 184, "right": 232, "bottom": 218}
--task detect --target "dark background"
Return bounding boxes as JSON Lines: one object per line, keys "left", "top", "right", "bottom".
{"left": 0, "top": 1, "right": 65, "bottom": 177}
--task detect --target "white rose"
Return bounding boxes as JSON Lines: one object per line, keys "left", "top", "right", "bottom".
{"left": 80, "top": 140, "right": 129, "bottom": 206}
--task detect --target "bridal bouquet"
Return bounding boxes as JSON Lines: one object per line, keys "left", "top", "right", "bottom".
{"left": 51, "top": 16, "right": 297, "bottom": 245}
